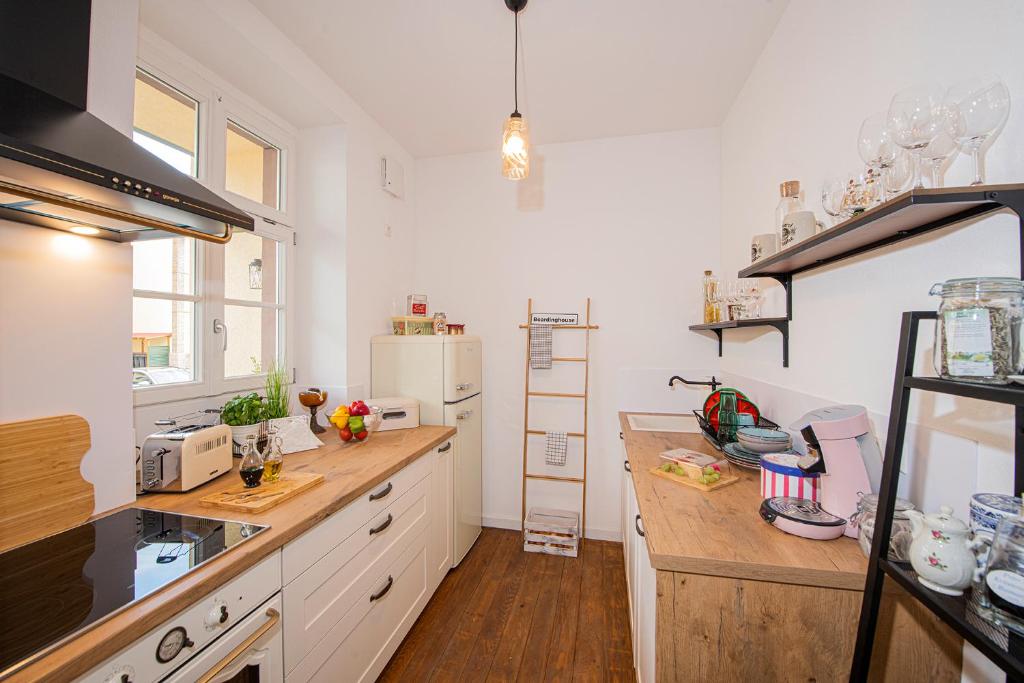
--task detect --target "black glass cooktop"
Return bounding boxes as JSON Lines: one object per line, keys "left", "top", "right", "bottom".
{"left": 0, "top": 507, "right": 266, "bottom": 676}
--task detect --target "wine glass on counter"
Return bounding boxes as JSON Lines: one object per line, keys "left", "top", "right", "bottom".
{"left": 944, "top": 75, "right": 1010, "bottom": 186}
{"left": 887, "top": 84, "right": 945, "bottom": 189}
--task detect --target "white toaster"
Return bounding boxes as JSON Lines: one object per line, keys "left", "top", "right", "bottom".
{"left": 140, "top": 424, "right": 233, "bottom": 493}
{"left": 370, "top": 397, "right": 420, "bottom": 431}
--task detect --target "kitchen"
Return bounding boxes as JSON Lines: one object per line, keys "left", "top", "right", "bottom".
{"left": 2, "top": 0, "right": 1024, "bottom": 681}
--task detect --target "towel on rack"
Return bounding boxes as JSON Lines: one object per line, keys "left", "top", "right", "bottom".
{"left": 545, "top": 430, "right": 568, "bottom": 466}
{"left": 530, "top": 325, "right": 553, "bottom": 369}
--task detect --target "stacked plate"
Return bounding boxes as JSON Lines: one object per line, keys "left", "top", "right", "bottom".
{"left": 736, "top": 427, "right": 792, "bottom": 454}
{"left": 723, "top": 442, "right": 767, "bottom": 470}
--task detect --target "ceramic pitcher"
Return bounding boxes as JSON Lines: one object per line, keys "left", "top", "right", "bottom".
{"left": 906, "top": 505, "right": 981, "bottom": 596}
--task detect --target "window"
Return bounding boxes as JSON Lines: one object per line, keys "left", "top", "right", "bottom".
{"left": 129, "top": 59, "right": 294, "bottom": 405}
{"left": 226, "top": 121, "right": 281, "bottom": 210}
{"left": 132, "top": 70, "right": 198, "bottom": 177}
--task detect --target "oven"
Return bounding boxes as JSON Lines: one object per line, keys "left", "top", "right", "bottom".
{"left": 163, "top": 593, "right": 283, "bottom": 683}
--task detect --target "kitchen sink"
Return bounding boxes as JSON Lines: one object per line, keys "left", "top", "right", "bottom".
{"left": 626, "top": 413, "right": 701, "bottom": 433}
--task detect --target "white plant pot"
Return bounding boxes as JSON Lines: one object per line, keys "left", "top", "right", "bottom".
{"left": 229, "top": 422, "right": 267, "bottom": 456}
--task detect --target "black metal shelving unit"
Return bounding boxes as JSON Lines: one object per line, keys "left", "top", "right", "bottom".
{"left": 691, "top": 184, "right": 1024, "bottom": 367}
{"left": 850, "top": 311, "right": 1024, "bottom": 681}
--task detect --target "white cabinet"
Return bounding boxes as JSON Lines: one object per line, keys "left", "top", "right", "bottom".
{"left": 283, "top": 441, "right": 454, "bottom": 683}
{"left": 621, "top": 449, "right": 655, "bottom": 683}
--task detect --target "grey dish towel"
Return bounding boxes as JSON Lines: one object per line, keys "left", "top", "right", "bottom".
{"left": 545, "top": 430, "right": 568, "bottom": 466}
{"left": 530, "top": 325, "right": 553, "bottom": 369}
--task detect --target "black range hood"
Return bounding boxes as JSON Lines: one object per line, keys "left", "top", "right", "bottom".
{"left": 0, "top": 0, "right": 253, "bottom": 243}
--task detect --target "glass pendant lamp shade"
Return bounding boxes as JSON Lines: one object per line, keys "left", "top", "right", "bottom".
{"left": 502, "top": 113, "right": 529, "bottom": 180}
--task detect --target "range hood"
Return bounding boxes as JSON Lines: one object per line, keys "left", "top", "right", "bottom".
{"left": 0, "top": 0, "right": 253, "bottom": 243}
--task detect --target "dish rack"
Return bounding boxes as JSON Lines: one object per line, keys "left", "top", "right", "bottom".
{"left": 693, "top": 410, "right": 781, "bottom": 451}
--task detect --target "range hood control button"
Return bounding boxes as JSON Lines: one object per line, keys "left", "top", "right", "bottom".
{"left": 111, "top": 177, "right": 119, "bottom": 184}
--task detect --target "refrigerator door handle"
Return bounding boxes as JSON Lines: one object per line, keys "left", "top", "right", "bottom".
{"left": 456, "top": 409, "right": 473, "bottom": 420}
{"left": 455, "top": 382, "right": 474, "bottom": 391}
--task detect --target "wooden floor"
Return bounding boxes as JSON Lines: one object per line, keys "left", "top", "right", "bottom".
{"left": 379, "top": 528, "right": 635, "bottom": 682}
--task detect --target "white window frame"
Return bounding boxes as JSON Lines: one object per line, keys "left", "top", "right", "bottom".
{"left": 133, "top": 36, "right": 297, "bottom": 408}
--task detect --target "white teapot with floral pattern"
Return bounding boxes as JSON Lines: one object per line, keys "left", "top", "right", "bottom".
{"left": 906, "top": 505, "right": 981, "bottom": 596}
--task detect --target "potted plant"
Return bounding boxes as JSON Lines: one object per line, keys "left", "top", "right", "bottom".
{"left": 264, "top": 362, "right": 293, "bottom": 434}
{"left": 221, "top": 392, "right": 267, "bottom": 456}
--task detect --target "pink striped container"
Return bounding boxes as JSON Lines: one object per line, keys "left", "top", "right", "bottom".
{"left": 760, "top": 452, "right": 819, "bottom": 502}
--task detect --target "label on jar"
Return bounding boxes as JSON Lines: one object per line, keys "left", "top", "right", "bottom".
{"left": 943, "top": 307, "right": 994, "bottom": 377}
{"left": 987, "top": 570, "right": 1024, "bottom": 607}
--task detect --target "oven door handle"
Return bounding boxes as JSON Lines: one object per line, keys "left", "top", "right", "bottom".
{"left": 196, "top": 607, "right": 281, "bottom": 683}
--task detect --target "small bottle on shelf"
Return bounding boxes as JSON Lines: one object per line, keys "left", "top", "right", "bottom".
{"left": 776, "top": 181, "right": 804, "bottom": 248}
{"left": 701, "top": 270, "right": 721, "bottom": 324}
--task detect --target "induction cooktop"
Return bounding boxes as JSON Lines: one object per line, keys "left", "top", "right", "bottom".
{"left": 0, "top": 507, "right": 266, "bottom": 676}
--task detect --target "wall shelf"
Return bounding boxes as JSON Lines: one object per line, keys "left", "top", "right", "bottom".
{"left": 688, "top": 317, "right": 789, "bottom": 367}
{"left": 691, "top": 184, "right": 1024, "bottom": 367}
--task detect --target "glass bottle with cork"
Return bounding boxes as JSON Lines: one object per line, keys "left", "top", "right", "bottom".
{"left": 776, "top": 180, "right": 803, "bottom": 248}
{"left": 701, "top": 270, "right": 722, "bottom": 324}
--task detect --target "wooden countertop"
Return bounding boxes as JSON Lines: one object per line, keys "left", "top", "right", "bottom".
{"left": 7, "top": 425, "right": 456, "bottom": 683}
{"left": 620, "top": 412, "right": 868, "bottom": 590}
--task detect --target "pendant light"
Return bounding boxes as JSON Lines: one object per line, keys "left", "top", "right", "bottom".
{"left": 501, "top": 0, "right": 529, "bottom": 180}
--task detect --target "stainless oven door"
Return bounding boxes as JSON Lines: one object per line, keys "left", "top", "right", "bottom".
{"left": 163, "top": 594, "right": 283, "bottom": 683}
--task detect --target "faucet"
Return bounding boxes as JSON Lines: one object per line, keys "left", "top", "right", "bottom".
{"left": 669, "top": 375, "right": 722, "bottom": 392}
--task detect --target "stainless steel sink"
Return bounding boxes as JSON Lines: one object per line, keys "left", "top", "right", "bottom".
{"left": 626, "top": 413, "right": 700, "bottom": 433}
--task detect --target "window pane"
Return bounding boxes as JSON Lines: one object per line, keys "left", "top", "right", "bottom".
{"left": 133, "top": 70, "right": 198, "bottom": 177}
{"left": 132, "top": 237, "right": 195, "bottom": 294}
{"left": 132, "top": 298, "right": 195, "bottom": 386}
{"left": 224, "top": 231, "right": 277, "bottom": 303}
{"left": 226, "top": 121, "right": 280, "bottom": 209}
{"left": 224, "top": 304, "right": 278, "bottom": 378}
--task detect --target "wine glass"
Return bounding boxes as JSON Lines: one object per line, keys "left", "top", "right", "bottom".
{"left": 858, "top": 112, "right": 898, "bottom": 173}
{"left": 887, "top": 84, "right": 945, "bottom": 189}
{"left": 944, "top": 75, "right": 1011, "bottom": 185}
{"left": 821, "top": 176, "right": 846, "bottom": 224}
{"left": 921, "top": 124, "right": 959, "bottom": 188}
{"left": 883, "top": 149, "right": 913, "bottom": 197}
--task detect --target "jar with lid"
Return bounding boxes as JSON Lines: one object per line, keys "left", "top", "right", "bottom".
{"left": 850, "top": 493, "right": 916, "bottom": 561}
{"left": 930, "top": 277, "right": 1024, "bottom": 384}
{"left": 701, "top": 270, "right": 721, "bottom": 324}
{"left": 775, "top": 181, "right": 803, "bottom": 245}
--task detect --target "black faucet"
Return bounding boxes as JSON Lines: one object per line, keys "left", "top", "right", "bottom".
{"left": 669, "top": 375, "right": 722, "bottom": 392}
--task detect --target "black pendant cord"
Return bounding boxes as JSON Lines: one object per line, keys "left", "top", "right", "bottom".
{"left": 513, "top": 10, "right": 520, "bottom": 116}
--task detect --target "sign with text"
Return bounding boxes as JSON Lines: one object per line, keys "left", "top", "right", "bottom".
{"left": 530, "top": 312, "right": 579, "bottom": 326}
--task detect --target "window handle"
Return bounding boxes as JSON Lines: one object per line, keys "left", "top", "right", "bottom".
{"left": 213, "top": 318, "right": 228, "bottom": 351}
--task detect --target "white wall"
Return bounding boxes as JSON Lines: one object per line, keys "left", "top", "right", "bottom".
{"left": 414, "top": 129, "right": 721, "bottom": 538}
{"left": 720, "top": 2, "right": 1024, "bottom": 679}
{"left": 0, "top": 2, "right": 140, "bottom": 514}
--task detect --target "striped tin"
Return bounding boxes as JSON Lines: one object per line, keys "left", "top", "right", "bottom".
{"left": 760, "top": 452, "right": 819, "bottom": 502}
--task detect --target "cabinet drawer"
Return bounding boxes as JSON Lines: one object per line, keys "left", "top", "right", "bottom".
{"left": 283, "top": 453, "right": 431, "bottom": 583}
{"left": 286, "top": 534, "right": 430, "bottom": 683}
{"left": 283, "top": 477, "right": 430, "bottom": 674}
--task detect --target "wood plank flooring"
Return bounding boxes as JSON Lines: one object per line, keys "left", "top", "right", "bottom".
{"left": 379, "top": 528, "right": 635, "bottom": 682}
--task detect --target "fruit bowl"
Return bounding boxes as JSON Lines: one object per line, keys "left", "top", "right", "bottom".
{"left": 329, "top": 402, "right": 383, "bottom": 444}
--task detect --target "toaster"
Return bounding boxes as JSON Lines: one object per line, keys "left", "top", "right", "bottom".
{"left": 140, "top": 424, "right": 233, "bottom": 493}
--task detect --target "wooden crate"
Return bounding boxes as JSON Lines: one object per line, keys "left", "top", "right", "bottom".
{"left": 523, "top": 507, "right": 579, "bottom": 557}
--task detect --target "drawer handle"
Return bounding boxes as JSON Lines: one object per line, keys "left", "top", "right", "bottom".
{"left": 438, "top": 441, "right": 452, "bottom": 453}
{"left": 370, "top": 575, "right": 394, "bottom": 602}
{"left": 623, "top": 459, "right": 631, "bottom": 473}
{"left": 369, "top": 482, "right": 393, "bottom": 501}
{"left": 369, "top": 513, "right": 393, "bottom": 536}
{"left": 635, "top": 514, "right": 645, "bottom": 538}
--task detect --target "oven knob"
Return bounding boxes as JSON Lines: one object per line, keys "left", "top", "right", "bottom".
{"left": 204, "top": 600, "right": 229, "bottom": 630}
{"left": 103, "top": 665, "right": 135, "bottom": 683}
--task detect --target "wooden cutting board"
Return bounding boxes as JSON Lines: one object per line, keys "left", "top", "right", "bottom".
{"left": 0, "top": 415, "right": 94, "bottom": 552}
{"left": 649, "top": 465, "right": 740, "bottom": 492}
{"left": 199, "top": 471, "right": 325, "bottom": 513}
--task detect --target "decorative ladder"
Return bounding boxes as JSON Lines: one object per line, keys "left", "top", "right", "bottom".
{"left": 518, "top": 297, "right": 599, "bottom": 545}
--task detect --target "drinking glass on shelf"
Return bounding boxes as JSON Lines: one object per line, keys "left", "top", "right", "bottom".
{"left": 841, "top": 170, "right": 872, "bottom": 216}
{"left": 921, "top": 125, "right": 960, "bottom": 188}
{"left": 944, "top": 75, "right": 1011, "bottom": 186}
{"left": 883, "top": 149, "right": 913, "bottom": 197}
{"left": 858, "top": 112, "right": 898, "bottom": 173}
{"left": 821, "top": 176, "right": 846, "bottom": 224}
{"left": 887, "top": 84, "right": 945, "bottom": 189}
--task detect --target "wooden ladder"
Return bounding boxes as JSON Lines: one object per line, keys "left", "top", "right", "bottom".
{"left": 519, "top": 297, "right": 599, "bottom": 543}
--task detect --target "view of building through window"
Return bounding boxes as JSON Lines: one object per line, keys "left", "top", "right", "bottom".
{"left": 223, "top": 231, "right": 281, "bottom": 378}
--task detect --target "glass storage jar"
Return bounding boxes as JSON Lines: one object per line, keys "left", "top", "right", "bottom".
{"left": 851, "top": 493, "right": 916, "bottom": 561}
{"left": 931, "top": 277, "right": 1024, "bottom": 384}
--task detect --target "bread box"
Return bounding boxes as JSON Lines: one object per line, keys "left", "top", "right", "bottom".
{"left": 369, "top": 396, "right": 420, "bottom": 431}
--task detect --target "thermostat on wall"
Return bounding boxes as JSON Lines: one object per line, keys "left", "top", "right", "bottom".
{"left": 381, "top": 156, "right": 405, "bottom": 198}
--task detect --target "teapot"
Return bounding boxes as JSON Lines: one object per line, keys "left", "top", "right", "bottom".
{"left": 906, "top": 505, "right": 981, "bottom": 596}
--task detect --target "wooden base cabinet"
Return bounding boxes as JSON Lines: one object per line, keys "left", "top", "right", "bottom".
{"left": 283, "top": 440, "right": 455, "bottom": 682}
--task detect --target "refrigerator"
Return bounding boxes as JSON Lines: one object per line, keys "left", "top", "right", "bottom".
{"left": 370, "top": 335, "right": 482, "bottom": 565}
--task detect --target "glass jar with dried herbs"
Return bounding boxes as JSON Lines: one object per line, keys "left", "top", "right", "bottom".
{"left": 931, "top": 277, "right": 1024, "bottom": 384}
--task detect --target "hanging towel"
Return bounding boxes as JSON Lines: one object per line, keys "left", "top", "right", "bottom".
{"left": 530, "top": 324, "right": 553, "bottom": 369}
{"left": 545, "top": 430, "right": 568, "bottom": 466}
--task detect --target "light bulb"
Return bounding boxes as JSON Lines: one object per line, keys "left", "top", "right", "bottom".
{"left": 501, "top": 114, "right": 530, "bottom": 180}
{"left": 69, "top": 226, "right": 101, "bottom": 236}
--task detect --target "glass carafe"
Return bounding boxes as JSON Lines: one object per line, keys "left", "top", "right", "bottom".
{"left": 978, "top": 505, "right": 1024, "bottom": 635}
{"left": 262, "top": 433, "right": 284, "bottom": 483}
{"left": 239, "top": 434, "right": 264, "bottom": 488}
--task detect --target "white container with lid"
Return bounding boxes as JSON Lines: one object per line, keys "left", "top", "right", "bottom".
{"left": 368, "top": 396, "right": 420, "bottom": 431}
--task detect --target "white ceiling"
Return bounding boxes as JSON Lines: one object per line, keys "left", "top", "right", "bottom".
{"left": 248, "top": 0, "right": 789, "bottom": 158}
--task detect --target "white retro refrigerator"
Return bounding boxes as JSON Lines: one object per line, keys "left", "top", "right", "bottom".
{"left": 371, "top": 335, "right": 482, "bottom": 565}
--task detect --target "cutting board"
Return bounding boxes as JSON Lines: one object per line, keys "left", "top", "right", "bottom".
{"left": 0, "top": 415, "right": 94, "bottom": 552}
{"left": 199, "top": 471, "right": 325, "bottom": 513}
{"left": 650, "top": 465, "right": 740, "bottom": 492}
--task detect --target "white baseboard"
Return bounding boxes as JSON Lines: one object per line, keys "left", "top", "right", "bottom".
{"left": 483, "top": 515, "right": 622, "bottom": 543}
